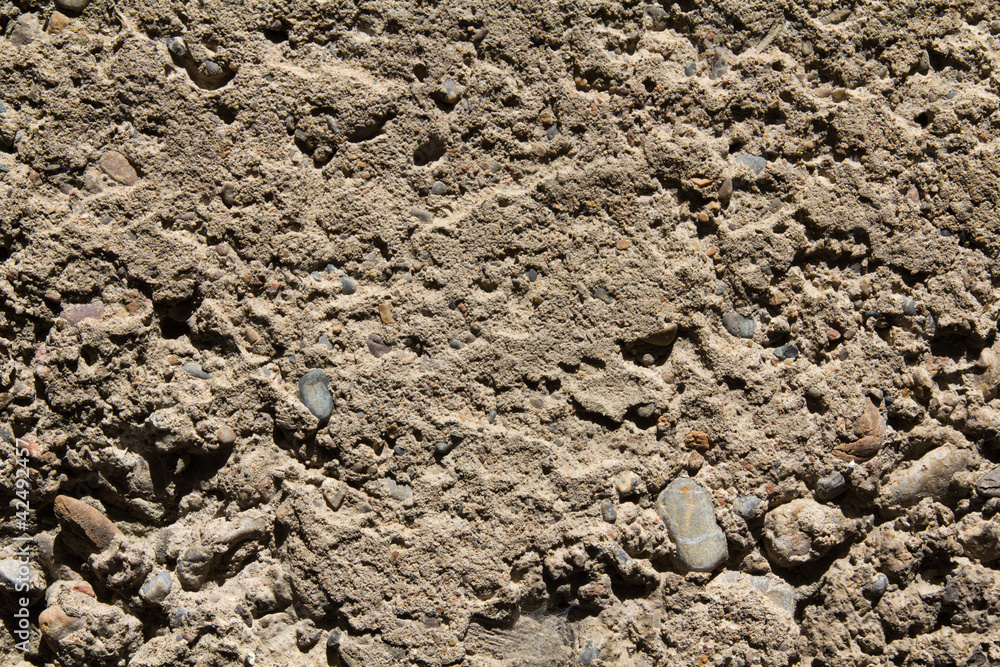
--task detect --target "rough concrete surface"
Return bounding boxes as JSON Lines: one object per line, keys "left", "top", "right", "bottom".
{"left": 1, "top": 0, "right": 999, "bottom": 665}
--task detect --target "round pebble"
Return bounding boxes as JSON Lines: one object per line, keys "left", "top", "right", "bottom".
{"left": 216, "top": 426, "right": 237, "bottom": 445}
{"left": 449, "top": 338, "right": 463, "bottom": 350}
{"left": 166, "top": 36, "right": 187, "bottom": 57}
{"left": 55, "top": 0, "right": 90, "bottom": 11}
{"left": 430, "top": 181, "right": 446, "bottom": 195}
{"left": 600, "top": 500, "right": 617, "bottom": 523}
{"left": 298, "top": 369, "right": 334, "bottom": 420}
{"left": 221, "top": 182, "right": 236, "bottom": 206}
{"left": 366, "top": 333, "right": 392, "bottom": 358}
{"left": 815, "top": 471, "right": 846, "bottom": 501}
{"left": 139, "top": 570, "right": 173, "bottom": 603}
{"left": 526, "top": 268, "right": 538, "bottom": 282}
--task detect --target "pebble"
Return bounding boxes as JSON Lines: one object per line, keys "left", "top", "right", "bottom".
{"left": 684, "top": 62, "right": 697, "bottom": 76}
{"left": 139, "top": 570, "right": 173, "bottom": 603}
{"left": 98, "top": 151, "right": 139, "bottom": 185}
{"left": 600, "top": 500, "right": 617, "bottom": 523}
{"left": 48, "top": 11, "right": 70, "bottom": 32}
{"left": 435, "top": 440, "right": 457, "bottom": 454}
{"left": 39, "top": 606, "right": 83, "bottom": 642}
{"left": 714, "top": 282, "right": 728, "bottom": 295}
{"left": 902, "top": 297, "right": 918, "bottom": 316}
{"left": 763, "top": 499, "right": 852, "bottom": 568}
{"left": 773, "top": 343, "right": 798, "bottom": 360}
{"left": 318, "top": 335, "right": 333, "bottom": 349}
{"left": 733, "top": 495, "right": 764, "bottom": 523}
{"left": 449, "top": 338, "right": 463, "bottom": 350}
{"left": 734, "top": 152, "right": 767, "bottom": 175}
{"left": 442, "top": 78, "right": 463, "bottom": 104}
{"left": 526, "top": 268, "right": 538, "bottom": 282}
{"left": 431, "top": 181, "right": 446, "bottom": 194}
{"left": 166, "top": 36, "right": 187, "bottom": 57}
{"left": 201, "top": 60, "right": 223, "bottom": 78}
{"left": 865, "top": 573, "right": 889, "bottom": 598}
{"left": 976, "top": 467, "right": 1000, "bottom": 498}
{"left": 216, "top": 426, "right": 237, "bottom": 445}
{"left": 615, "top": 471, "right": 641, "bottom": 496}
{"left": 298, "top": 369, "right": 334, "bottom": 420}
{"left": 9, "top": 14, "right": 40, "bottom": 45}
{"left": 722, "top": 312, "right": 755, "bottom": 339}
{"left": 578, "top": 641, "right": 601, "bottom": 665}
{"left": 366, "top": 333, "right": 392, "bottom": 358}
{"left": 642, "top": 323, "right": 678, "bottom": 346}
{"left": 55, "top": 0, "right": 90, "bottom": 11}
{"left": 339, "top": 276, "right": 357, "bottom": 295}
{"left": 815, "top": 471, "right": 846, "bottom": 501}
{"left": 386, "top": 478, "right": 413, "bottom": 502}
{"left": 378, "top": 303, "right": 394, "bottom": 324}
{"left": 410, "top": 207, "right": 433, "bottom": 222}
{"left": 656, "top": 478, "right": 728, "bottom": 572}
{"left": 221, "top": 182, "right": 236, "bottom": 206}
{"left": 176, "top": 546, "right": 213, "bottom": 590}
{"left": 54, "top": 495, "right": 122, "bottom": 553}
{"left": 718, "top": 177, "right": 733, "bottom": 201}
{"left": 877, "top": 445, "right": 970, "bottom": 513}
{"left": 181, "top": 363, "right": 213, "bottom": 380}
{"left": 593, "top": 287, "right": 614, "bottom": 304}
{"left": 297, "top": 621, "right": 322, "bottom": 651}
{"left": 62, "top": 301, "right": 105, "bottom": 325}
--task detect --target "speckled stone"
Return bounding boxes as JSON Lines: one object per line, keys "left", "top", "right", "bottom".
{"left": 98, "top": 151, "right": 139, "bottom": 185}
{"left": 722, "top": 312, "right": 755, "bottom": 339}
{"left": 298, "top": 369, "right": 333, "bottom": 420}
{"left": 656, "top": 478, "right": 728, "bottom": 572}
{"left": 181, "top": 363, "right": 212, "bottom": 380}
{"left": 139, "top": 570, "right": 173, "bottom": 603}
{"left": 61, "top": 301, "right": 105, "bottom": 325}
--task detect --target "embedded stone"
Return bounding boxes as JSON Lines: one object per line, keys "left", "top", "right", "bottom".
{"left": 54, "top": 495, "right": 122, "bottom": 553}
{"left": 655, "top": 478, "right": 728, "bottom": 572}
{"left": 876, "top": 445, "right": 970, "bottom": 514}
{"left": 298, "top": 369, "right": 333, "bottom": 420}
{"left": 764, "top": 498, "right": 853, "bottom": 568}
{"left": 722, "top": 312, "right": 755, "bottom": 339}
{"left": 139, "top": 570, "right": 173, "bottom": 603}
{"left": 98, "top": 151, "right": 139, "bottom": 185}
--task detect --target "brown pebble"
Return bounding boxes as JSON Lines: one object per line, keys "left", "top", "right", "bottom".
{"left": 824, "top": 327, "right": 841, "bottom": 341}
{"left": 698, "top": 211, "right": 710, "bottom": 223}
{"left": 768, "top": 290, "right": 785, "bottom": 306}
{"left": 217, "top": 426, "right": 237, "bottom": 445}
{"left": 718, "top": 177, "right": 733, "bottom": 201}
{"left": 244, "top": 327, "right": 260, "bottom": 344}
{"left": 815, "top": 86, "right": 832, "bottom": 98}
{"left": 54, "top": 495, "right": 122, "bottom": 552}
{"left": 98, "top": 151, "right": 139, "bottom": 186}
{"left": 706, "top": 245, "right": 719, "bottom": 257}
{"left": 616, "top": 238, "right": 631, "bottom": 250}
{"left": 378, "top": 303, "right": 395, "bottom": 324}
{"left": 48, "top": 11, "right": 70, "bottom": 32}
{"left": 71, "top": 581, "right": 95, "bottom": 597}
{"left": 39, "top": 606, "right": 84, "bottom": 642}
{"left": 831, "top": 88, "right": 850, "bottom": 102}
{"left": 684, "top": 450, "right": 705, "bottom": 472}
{"left": 44, "top": 289, "right": 61, "bottom": 305}
{"left": 691, "top": 177, "right": 712, "bottom": 187}
{"left": 685, "top": 430, "right": 710, "bottom": 452}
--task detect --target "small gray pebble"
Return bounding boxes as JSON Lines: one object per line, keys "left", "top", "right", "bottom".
{"left": 815, "top": 471, "right": 846, "bottom": 501}
{"left": 181, "top": 363, "right": 213, "bottom": 380}
{"left": 722, "top": 312, "right": 755, "bottom": 339}
{"left": 578, "top": 641, "right": 600, "bottom": 665}
{"left": 367, "top": 333, "right": 392, "bottom": 358}
{"left": 139, "top": 570, "right": 173, "bottom": 603}
{"left": 339, "top": 276, "right": 357, "bottom": 294}
{"left": 593, "top": 287, "right": 614, "bottom": 304}
{"left": 202, "top": 60, "right": 223, "bottom": 77}
{"left": 600, "top": 500, "right": 617, "bottom": 523}
{"left": 714, "top": 282, "right": 728, "bottom": 295}
{"left": 866, "top": 573, "right": 889, "bottom": 597}
{"left": 902, "top": 297, "right": 918, "bottom": 316}
{"left": 546, "top": 125, "right": 559, "bottom": 140}
{"left": 733, "top": 495, "right": 764, "bottom": 522}
{"left": 734, "top": 151, "right": 767, "bottom": 175}
{"left": 410, "top": 207, "right": 433, "bottom": 222}
{"left": 166, "top": 36, "right": 187, "bottom": 57}
{"left": 487, "top": 409, "right": 497, "bottom": 423}
{"left": 435, "top": 441, "right": 456, "bottom": 455}
{"left": 449, "top": 338, "right": 463, "bottom": 350}
{"left": 326, "top": 629, "right": 342, "bottom": 650}
{"left": 526, "top": 268, "right": 538, "bottom": 282}
{"left": 299, "top": 369, "right": 334, "bottom": 420}
{"left": 773, "top": 343, "right": 798, "bottom": 360}
{"left": 684, "top": 62, "right": 697, "bottom": 76}
{"left": 976, "top": 466, "right": 1000, "bottom": 498}
{"left": 448, "top": 297, "right": 457, "bottom": 310}
{"left": 946, "top": 90, "right": 957, "bottom": 99}
{"left": 318, "top": 335, "right": 333, "bottom": 349}
{"left": 430, "top": 181, "right": 446, "bottom": 195}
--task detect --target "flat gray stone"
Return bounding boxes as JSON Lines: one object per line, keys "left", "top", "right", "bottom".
{"left": 656, "top": 478, "right": 728, "bottom": 572}
{"left": 299, "top": 369, "right": 333, "bottom": 420}
{"left": 722, "top": 312, "right": 755, "bottom": 339}
{"left": 976, "top": 466, "right": 1000, "bottom": 498}
{"left": 734, "top": 151, "right": 767, "bottom": 175}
